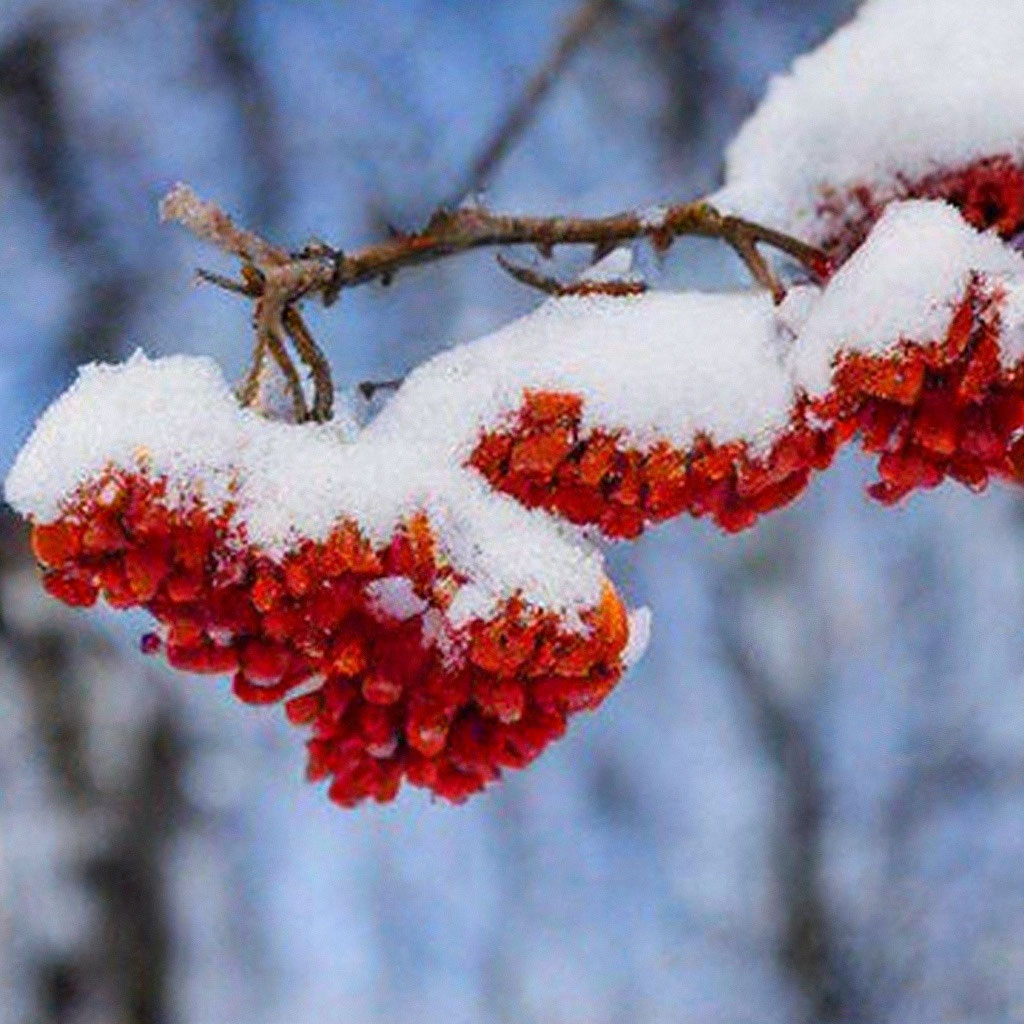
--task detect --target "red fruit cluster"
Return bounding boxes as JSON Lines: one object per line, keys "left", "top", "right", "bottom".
{"left": 469, "top": 390, "right": 842, "bottom": 538}
{"left": 812, "top": 281, "right": 1024, "bottom": 504}
{"left": 30, "top": 469, "right": 629, "bottom": 806}
{"left": 470, "top": 278, "right": 1024, "bottom": 534}
{"left": 818, "top": 157, "right": 1024, "bottom": 264}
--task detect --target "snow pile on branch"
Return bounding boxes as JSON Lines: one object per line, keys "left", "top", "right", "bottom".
{"left": 5, "top": 352, "right": 607, "bottom": 627}
{"left": 373, "top": 206, "right": 1024, "bottom": 484}
{"left": 12, "top": 203, "right": 1024, "bottom": 564}
{"left": 13, "top": 0, "right": 1024, "bottom": 809}
{"left": 364, "top": 203, "right": 1024, "bottom": 539}
{"left": 5, "top": 356, "right": 638, "bottom": 806}
{"left": 13, "top": 195, "right": 1024, "bottom": 805}
{"left": 715, "top": 0, "right": 1024, "bottom": 237}
{"left": 370, "top": 288, "right": 814, "bottom": 458}
{"left": 365, "top": 288, "right": 827, "bottom": 537}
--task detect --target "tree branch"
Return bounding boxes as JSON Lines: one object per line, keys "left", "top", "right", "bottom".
{"left": 161, "top": 182, "right": 830, "bottom": 421}
{"left": 495, "top": 252, "right": 647, "bottom": 296}
{"left": 329, "top": 201, "right": 829, "bottom": 290}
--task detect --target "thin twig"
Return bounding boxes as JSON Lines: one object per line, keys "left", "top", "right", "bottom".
{"left": 283, "top": 305, "right": 334, "bottom": 421}
{"left": 195, "top": 267, "right": 258, "bottom": 296}
{"left": 236, "top": 333, "right": 267, "bottom": 408}
{"left": 444, "top": 0, "right": 619, "bottom": 207}
{"left": 496, "top": 253, "right": 647, "bottom": 297}
{"left": 163, "top": 184, "right": 336, "bottom": 421}
{"left": 160, "top": 183, "right": 287, "bottom": 266}
{"left": 258, "top": 302, "right": 308, "bottom": 422}
{"left": 329, "top": 202, "right": 828, "bottom": 291}
{"left": 725, "top": 225, "right": 784, "bottom": 303}
{"left": 358, "top": 378, "right": 404, "bottom": 400}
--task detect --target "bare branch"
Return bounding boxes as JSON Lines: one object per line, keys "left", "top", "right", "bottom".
{"left": 258, "top": 299, "right": 309, "bottom": 422}
{"left": 160, "top": 182, "right": 288, "bottom": 267}
{"left": 337, "top": 202, "right": 828, "bottom": 290}
{"left": 358, "top": 378, "right": 404, "bottom": 400}
{"left": 445, "top": 0, "right": 620, "bottom": 206}
{"left": 726, "top": 226, "right": 785, "bottom": 303}
{"left": 495, "top": 252, "right": 647, "bottom": 296}
{"left": 163, "top": 184, "right": 829, "bottom": 422}
{"left": 195, "top": 266, "right": 258, "bottom": 296}
{"left": 283, "top": 306, "right": 335, "bottom": 422}
{"left": 167, "top": 184, "right": 828, "bottom": 300}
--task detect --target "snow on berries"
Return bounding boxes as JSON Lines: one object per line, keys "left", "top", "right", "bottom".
{"left": 373, "top": 203, "right": 1024, "bottom": 540}
{"left": 13, "top": 198, "right": 1024, "bottom": 809}
{"left": 793, "top": 201, "right": 1024, "bottom": 504}
{"left": 12, "top": 0, "right": 1024, "bottom": 810}
{"left": 372, "top": 287, "right": 829, "bottom": 537}
{"left": 715, "top": 0, "right": 1024, "bottom": 246}
{"left": 706, "top": 0, "right": 1024, "bottom": 506}
{"left": 6, "top": 354, "right": 636, "bottom": 807}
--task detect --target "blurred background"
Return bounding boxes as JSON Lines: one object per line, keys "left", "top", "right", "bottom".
{"left": 3, "top": 1, "right": 1024, "bottom": 1022}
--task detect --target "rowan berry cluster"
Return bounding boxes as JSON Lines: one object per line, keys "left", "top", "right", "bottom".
{"left": 819, "top": 157, "right": 1024, "bottom": 263}
{"left": 470, "top": 390, "right": 838, "bottom": 537}
{"left": 470, "top": 160, "right": 1024, "bottom": 541}
{"left": 30, "top": 469, "right": 628, "bottom": 806}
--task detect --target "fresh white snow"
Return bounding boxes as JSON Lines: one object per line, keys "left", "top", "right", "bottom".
{"left": 368, "top": 288, "right": 817, "bottom": 458}
{"left": 12, "top": 208, "right": 1024, "bottom": 639}
{"left": 4, "top": 352, "right": 610, "bottom": 628}
{"left": 793, "top": 201, "right": 1024, "bottom": 394}
{"left": 13, "top": 202, "right": 1024, "bottom": 632}
{"left": 715, "top": 0, "right": 1024, "bottom": 238}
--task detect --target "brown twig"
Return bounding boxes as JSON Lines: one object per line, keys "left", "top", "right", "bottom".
{"left": 163, "top": 184, "right": 336, "bottom": 420}
{"left": 495, "top": 253, "right": 647, "bottom": 297}
{"left": 258, "top": 298, "right": 309, "bottom": 422}
{"left": 327, "top": 202, "right": 828, "bottom": 291}
{"left": 358, "top": 378, "right": 405, "bottom": 400}
{"left": 161, "top": 183, "right": 287, "bottom": 267}
{"left": 726, "top": 223, "right": 785, "bottom": 303}
{"left": 283, "top": 305, "right": 335, "bottom": 422}
{"left": 162, "top": 183, "right": 829, "bottom": 421}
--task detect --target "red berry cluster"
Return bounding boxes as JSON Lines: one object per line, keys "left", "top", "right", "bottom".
{"left": 469, "top": 161, "right": 1024, "bottom": 539}
{"left": 25, "top": 159, "right": 1024, "bottom": 808}
{"left": 30, "top": 470, "right": 629, "bottom": 806}
{"left": 814, "top": 282, "right": 1024, "bottom": 504}
{"left": 818, "top": 157, "right": 1024, "bottom": 263}
{"left": 469, "top": 391, "right": 841, "bottom": 538}
{"left": 471, "top": 281, "right": 1024, "bottom": 535}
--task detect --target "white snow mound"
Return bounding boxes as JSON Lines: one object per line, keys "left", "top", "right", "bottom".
{"left": 4, "top": 351, "right": 611, "bottom": 629}
{"left": 369, "top": 288, "right": 819, "bottom": 459}
{"left": 715, "top": 0, "right": 1024, "bottom": 238}
{"left": 792, "top": 201, "right": 1024, "bottom": 395}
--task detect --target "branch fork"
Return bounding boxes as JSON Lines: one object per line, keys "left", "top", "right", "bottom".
{"left": 160, "top": 184, "right": 338, "bottom": 422}
{"left": 160, "top": 182, "right": 830, "bottom": 423}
